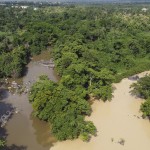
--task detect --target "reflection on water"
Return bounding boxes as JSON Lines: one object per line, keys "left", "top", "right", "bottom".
{"left": 31, "top": 115, "right": 56, "bottom": 147}
{"left": 0, "top": 56, "right": 57, "bottom": 150}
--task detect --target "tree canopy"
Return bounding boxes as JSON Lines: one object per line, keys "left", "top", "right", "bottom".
{"left": 29, "top": 75, "right": 96, "bottom": 141}
{"left": 131, "top": 75, "right": 150, "bottom": 118}
{"left": 1, "top": 3, "right": 150, "bottom": 140}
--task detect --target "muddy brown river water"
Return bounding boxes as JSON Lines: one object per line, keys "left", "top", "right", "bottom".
{"left": 0, "top": 57, "right": 57, "bottom": 150}
{"left": 51, "top": 71, "right": 150, "bottom": 150}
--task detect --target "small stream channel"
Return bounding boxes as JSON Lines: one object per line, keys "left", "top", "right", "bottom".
{"left": 0, "top": 51, "right": 57, "bottom": 150}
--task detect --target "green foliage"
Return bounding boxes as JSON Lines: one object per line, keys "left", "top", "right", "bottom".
{"left": 141, "top": 99, "right": 150, "bottom": 118}
{"left": 0, "top": 47, "right": 27, "bottom": 77}
{"left": 131, "top": 75, "right": 150, "bottom": 99}
{"left": 131, "top": 75, "right": 150, "bottom": 118}
{"left": 88, "top": 68, "right": 114, "bottom": 101}
{"left": 2, "top": 4, "right": 150, "bottom": 141}
{"left": 1, "top": 4, "right": 150, "bottom": 79}
{"left": 29, "top": 76, "right": 96, "bottom": 141}
{"left": 0, "top": 139, "right": 5, "bottom": 148}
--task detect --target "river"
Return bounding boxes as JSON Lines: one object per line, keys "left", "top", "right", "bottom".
{"left": 0, "top": 51, "right": 57, "bottom": 150}
{"left": 1, "top": 52, "right": 150, "bottom": 150}
{"left": 50, "top": 71, "right": 150, "bottom": 150}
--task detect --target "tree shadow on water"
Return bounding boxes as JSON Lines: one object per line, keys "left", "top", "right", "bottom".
{"left": 0, "top": 89, "right": 9, "bottom": 101}
{"left": 0, "top": 126, "right": 8, "bottom": 139}
{"left": 0, "top": 124, "right": 27, "bottom": 150}
{"left": 30, "top": 114, "right": 56, "bottom": 148}
{"left": 0, "top": 102, "right": 14, "bottom": 117}
{"left": 21, "top": 66, "right": 29, "bottom": 77}
{"left": 3, "top": 145, "right": 27, "bottom": 150}
{"left": 0, "top": 99, "right": 27, "bottom": 150}
{"left": 0, "top": 85, "right": 28, "bottom": 150}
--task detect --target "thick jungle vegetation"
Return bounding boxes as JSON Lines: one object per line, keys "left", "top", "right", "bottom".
{"left": 0, "top": 139, "right": 5, "bottom": 148}
{"left": 1, "top": 4, "right": 150, "bottom": 140}
{"left": 131, "top": 75, "right": 150, "bottom": 118}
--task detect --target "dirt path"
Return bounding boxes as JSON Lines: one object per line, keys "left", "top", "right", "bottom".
{"left": 50, "top": 71, "right": 150, "bottom": 150}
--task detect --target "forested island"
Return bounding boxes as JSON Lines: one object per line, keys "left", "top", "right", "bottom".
{"left": 0, "top": 2, "right": 150, "bottom": 147}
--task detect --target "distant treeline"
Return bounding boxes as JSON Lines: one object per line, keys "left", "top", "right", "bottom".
{"left": 0, "top": 1, "right": 74, "bottom": 7}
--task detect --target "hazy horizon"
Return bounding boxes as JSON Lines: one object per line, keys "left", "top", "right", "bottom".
{"left": 1, "top": 0, "right": 150, "bottom": 2}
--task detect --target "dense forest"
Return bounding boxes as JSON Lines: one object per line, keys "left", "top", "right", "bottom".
{"left": 131, "top": 75, "right": 150, "bottom": 118}
{"left": 0, "top": 4, "right": 150, "bottom": 141}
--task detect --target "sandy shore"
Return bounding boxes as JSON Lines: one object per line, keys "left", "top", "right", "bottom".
{"left": 50, "top": 71, "right": 150, "bottom": 150}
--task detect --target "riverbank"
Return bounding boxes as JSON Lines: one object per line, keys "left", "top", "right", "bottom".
{"left": 50, "top": 71, "right": 150, "bottom": 150}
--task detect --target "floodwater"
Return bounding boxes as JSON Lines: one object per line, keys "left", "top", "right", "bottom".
{"left": 0, "top": 51, "right": 57, "bottom": 150}
{"left": 51, "top": 71, "right": 150, "bottom": 150}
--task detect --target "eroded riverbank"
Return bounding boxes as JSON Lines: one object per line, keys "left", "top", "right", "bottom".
{"left": 50, "top": 71, "right": 150, "bottom": 150}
